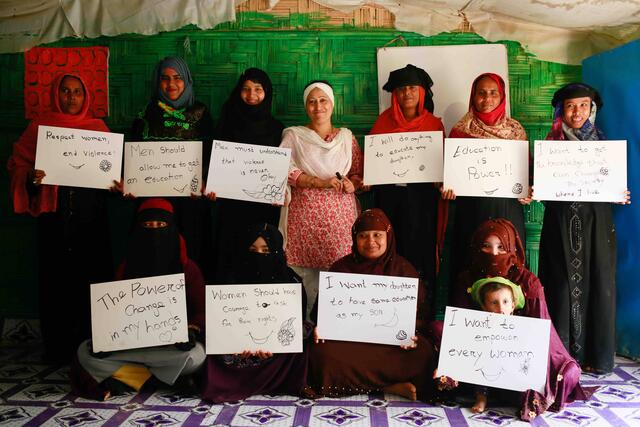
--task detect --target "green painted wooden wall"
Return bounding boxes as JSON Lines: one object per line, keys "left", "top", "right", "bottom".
{"left": 0, "top": 15, "right": 580, "bottom": 317}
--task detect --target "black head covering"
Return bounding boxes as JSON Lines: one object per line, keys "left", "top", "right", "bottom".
{"left": 215, "top": 68, "right": 284, "bottom": 147}
{"left": 123, "top": 199, "right": 183, "bottom": 279}
{"left": 230, "top": 223, "right": 301, "bottom": 285}
{"left": 382, "top": 64, "right": 435, "bottom": 113}
{"left": 551, "top": 83, "right": 603, "bottom": 109}
{"left": 151, "top": 56, "right": 195, "bottom": 109}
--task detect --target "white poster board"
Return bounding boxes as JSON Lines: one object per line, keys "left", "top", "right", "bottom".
{"left": 34, "top": 125, "right": 123, "bottom": 189}
{"left": 377, "top": 45, "right": 510, "bottom": 133}
{"left": 533, "top": 140, "right": 627, "bottom": 202}
{"left": 206, "top": 140, "right": 291, "bottom": 205}
{"left": 317, "top": 271, "right": 418, "bottom": 346}
{"left": 364, "top": 131, "right": 443, "bottom": 185}
{"left": 205, "top": 283, "right": 303, "bottom": 354}
{"left": 90, "top": 273, "right": 189, "bottom": 352}
{"left": 438, "top": 306, "right": 551, "bottom": 393}
{"left": 443, "top": 138, "right": 529, "bottom": 198}
{"left": 123, "top": 140, "right": 202, "bottom": 197}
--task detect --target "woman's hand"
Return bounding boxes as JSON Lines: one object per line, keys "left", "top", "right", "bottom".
{"left": 204, "top": 191, "right": 217, "bottom": 201}
{"left": 400, "top": 335, "right": 418, "bottom": 350}
{"left": 440, "top": 186, "right": 456, "bottom": 200}
{"left": 615, "top": 189, "right": 631, "bottom": 205}
{"left": 342, "top": 176, "right": 355, "bottom": 193}
{"left": 313, "top": 327, "right": 325, "bottom": 344}
{"left": 327, "top": 176, "right": 343, "bottom": 192}
{"left": 110, "top": 179, "right": 124, "bottom": 194}
{"left": 518, "top": 186, "right": 533, "bottom": 205}
{"left": 29, "top": 169, "right": 46, "bottom": 186}
{"left": 254, "top": 350, "right": 273, "bottom": 360}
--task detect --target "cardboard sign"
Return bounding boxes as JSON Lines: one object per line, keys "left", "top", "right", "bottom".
{"left": 205, "top": 283, "right": 303, "bottom": 354}
{"left": 206, "top": 140, "right": 291, "bottom": 205}
{"left": 364, "top": 131, "right": 444, "bottom": 185}
{"left": 443, "top": 138, "right": 529, "bottom": 198}
{"left": 90, "top": 274, "right": 189, "bottom": 352}
{"left": 34, "top": 125, "right": 123, "bottom": 189}
{"left": 317, "top": 271, "right": 419, "bottom": 346}
{"left": 437, "top": 306, "right": 551, "bottom": 393}
{"left": 124, "top": 140, "right": 202, "bottom": 197}
{"left": 533, "top": 140, "right": 627, "bottom": 202}
{"left": 377, "top": 44, "right": 510, "bottom": 133}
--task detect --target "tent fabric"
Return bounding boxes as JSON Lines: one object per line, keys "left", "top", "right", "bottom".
{"left": 1, "top": 0, "right": 640, "bottom": 64}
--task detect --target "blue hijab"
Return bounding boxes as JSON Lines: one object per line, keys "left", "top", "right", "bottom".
{"left": 152, "top": 56, "right": 195, "bottom": 109}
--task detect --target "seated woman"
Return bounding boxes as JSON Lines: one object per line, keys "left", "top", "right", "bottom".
{"left": 71, "top": 199, "right": 206, "bottom": 400}
{"left": 7, "top": 73, "right": 114, "bottom": 363}
{"left": 445, "top": 276, "right": 590, "bottom": 421}
{"left": 212, "top": 68, "right": 284, "bottom": 281}
{"left": 444, "top": 218, "right": 591, "bottom": 419}
{"left": 449, "top": 218, "right": 548, "bottom": 319}
{"left": 202, "top": 223, "right": 309, "bottom": 402}
{"left": 308, "top": 209, "right": 437, "bottom": 401}
{"left": 131, "top": 56, "right": 214, "bottom": 279}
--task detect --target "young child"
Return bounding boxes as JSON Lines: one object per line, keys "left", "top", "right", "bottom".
{"left": 468, "top": 276, "right": 525, "bottom": 413}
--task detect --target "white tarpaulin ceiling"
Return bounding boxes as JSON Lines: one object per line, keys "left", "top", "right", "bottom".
{"left": 1, "top": 0, "right": 639, "bottom": 64}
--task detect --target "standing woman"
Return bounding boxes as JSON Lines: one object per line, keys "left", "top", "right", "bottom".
{"left": 538, "top": 83, "right": 630, "bottom": 374}
{"left": 279, "top": 80, "right": 364, "bottom": 316}
{"left": 445, "top": 73, "right": 531, "bottom": 283}
{"left": 132, "top": 56, "right": 214, "bottom": 278}
{"left": 7, "top": 73, "right": 114, "bottom": 363}
{"left": 369, "top": 64, "right": 445, "bottom": 296}
{"left": 212, "top": 68, "right": 284, "bottom": 280}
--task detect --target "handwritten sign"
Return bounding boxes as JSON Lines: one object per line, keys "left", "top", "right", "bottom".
{"left": 123, "top": 141, "right": 202, "bottom": 197}
{"left": 317, "top": 271, "right": 418, "bottom": 346}
{"left": 205, "top": 283, "right": 303, "bottom": 354}
{"left": 90, "top": 274, "right": 189, "bottom": 352}
{"left": 443, "top": 138, "right": 529, "bottom": 198}
{"left": 437, "top": 306, "right": 551, "bottom": 393}
{"left": 205, "top": 140, "right": 291, "bottom": 205}
{"left": 34, "top": 125, "right": 123, "bottom": 189}
{"left": 533, "top": 140, "right": 627, "bottom": 202}
{"left": 363, "top": 131, "right": 443, "bottom": 185}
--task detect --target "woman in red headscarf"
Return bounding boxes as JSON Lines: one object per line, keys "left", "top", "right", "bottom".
{"left": 7, "top": 73, "right": 114, "bottom": 363}
{"left": 369, "top": 64, "right": 446, "bottom": 309}
{"left": 444, "top": 73, "right": 531, "bottom": 291}
{"left": 308, "top": 208, "right": 437, "bottom": 401}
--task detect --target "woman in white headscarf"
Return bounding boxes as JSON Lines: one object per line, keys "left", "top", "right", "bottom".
{"left": 279, "top": 80, "right": 364, "bottom": 316}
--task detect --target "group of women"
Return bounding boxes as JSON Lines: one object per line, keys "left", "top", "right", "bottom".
{"left": 7, "top": 55, "right": 630, "bottom": 419}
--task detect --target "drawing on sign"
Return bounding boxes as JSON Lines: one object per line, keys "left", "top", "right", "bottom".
{"left": 277, "top": 317, "right": 296, "bottom": 346}
{"left": 520, "top": 357, "right": 531, "bottom": 375}
{"left": 69, "top": 163, "right": 85, "bottom": 169}
{"left": 396, "top": 330, "right": 407, "bottom": 340}
{"left": 375, "top": 308, "right": 399, "bottom": 328}
{"left": 477, "top": 367, "right": 506, "bottom": 382}
{"left": 242, "top": 178, "right": 286, "bottom": 203}
{"left": 159, "top": 331, "right": 173, "bottom": 343}
{"left": 99, "top": 160, "right": 112, "bottom": 172}
{"left": 248, "top": 330, "right": 273, "bottom": 344}
{"left": 190, "top": 175, "right": 199, "bottom": 193}
{"left": 512, "top": 183, "right": 523, "bottom": 194}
